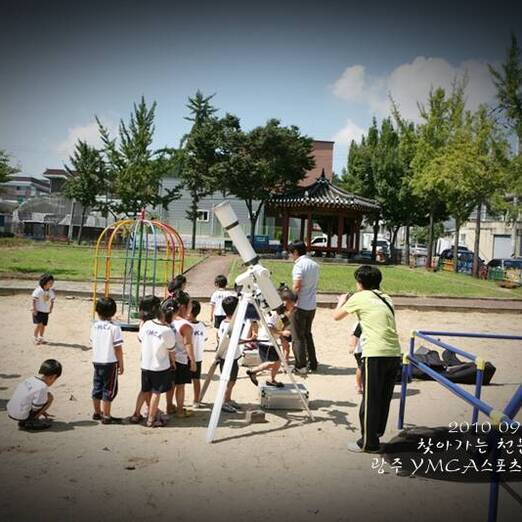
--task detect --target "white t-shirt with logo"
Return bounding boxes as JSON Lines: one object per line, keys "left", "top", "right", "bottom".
{"left": 210, "top": 289, "right": 233, "bottom": 317}
{"left": 218, "top": 319, "right": 242, "bottom": 359}
{"left": 90, "top": 320, "right": 123, "bottom": 363}
{"left": 32, "top": 286, "right": 56, "bottom": 313}
{"left": 256, "top": 313, "right": 279, "bottom": 343}
{"left": 7, "top": 376, "right": 49, "bottom": 421}
{"left": 172, "top": 318, "right": 193, "bottom": 365}
{"left": 191, "top": 321, "right": 206, "bottom": 363}
{"left": 138, "top": 320, "right": 176, "bottom": 371}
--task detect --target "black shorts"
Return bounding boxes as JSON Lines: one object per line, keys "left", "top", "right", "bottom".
{"left": 141, "top": 369, "right": 172, "bottom": 394}
{"left": 32, "top": 312, "right": 49, "bottom": 326}
{"left": 258, "top": 343, "right": 280, "bottom": 362}
{"left": 354, "top": 353, "right": 363, "bottom": 369}
{"left": 218, "top": 358, "right": 239, "bottom": 382}
{"left": 92, "top": 362, "right": 119, "bottom": 401}
{"left": 245, "top": 304, "right": 259, "bottom": 321}
{"left": 191, "top": 361, "right": 202, "bottom": 380}
{"left": 214, "top": 315, "right": 226, "bottom": 329}
{"left": 174, "top": 362, "right": 192, "bottom": 385}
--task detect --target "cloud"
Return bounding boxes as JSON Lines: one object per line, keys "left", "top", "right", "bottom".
{"left": 332, "top": 118, "right": 365, "bottom": 147}
{"left": 331, "top": 56, "right": 498, "bottom": 122}
{"left": 56, "top": 118, "right": 117, "bottom": 159}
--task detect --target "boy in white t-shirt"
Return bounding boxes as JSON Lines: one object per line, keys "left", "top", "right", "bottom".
{"left": 90, "top": 297, "right": 124, "bottom": 424}
{"left": 130, "top": 296, "right": 176, "bottom": 428}
{"left": 31, "top": 273, "right": 55, "bottom": 345}
{"left": 217, "top": 295, "right": 243, "bottom": 413}
{"left": 210, "top": 275, "right": 232, "bottom": 347}
{"left": 7, "top": 359, "right": 62, "bottom": 431}
{"left": 187, "top": 299, "right": 206, "bottom": 407}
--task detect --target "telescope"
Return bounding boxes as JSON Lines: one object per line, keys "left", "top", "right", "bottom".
{"left": 213, "top": 202, "right": 283, "bottom": 313}
{"left": 202, "top": 202, "right": 312, "bottom": 442}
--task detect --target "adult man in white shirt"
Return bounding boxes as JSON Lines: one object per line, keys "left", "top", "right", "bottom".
{"left": 288, "top": 241, "right": 320, "bottom": 374}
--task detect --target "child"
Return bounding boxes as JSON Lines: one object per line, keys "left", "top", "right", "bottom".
{"left": 217, "top": 295, "right": 242, "bottom": 413}
{"left": 246, "top": 311, "right": 285, "bottom": 388}
{"left": 210, "top": 274, "right": 232, "bottom": 331}
{"left": 131, "top": 296, "right": 176, "bottom": 428}
{"left": 187, "top": 299, "right": 206, "bottom": 408}
{"left": 90, "top": 297, "right": 124, "bottom": 424}
{"left": 349, "top": 323, "right": 363, "bottom": 394}
{"left": 168, "top": 274, "right": 187, "bottom": 297}
{"left": 31, "top": 272, "right": 55, "bottom": 345}
{"left": 333, "top": 265, "right": 401, "bottom": 453}
{"left": 7, "top": 359, "right": 62, "bottom": 431}
{"left": 170, "top": 291, "right": 197, "bottom": 418}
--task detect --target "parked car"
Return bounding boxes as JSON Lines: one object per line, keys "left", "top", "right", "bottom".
{"left": 311, "top": 235, "right": 328, "bottom": 247}
{"left": 487, "top": 258, "right": 522, "bottom": 270}
{"left": 439, "top": 247, "right": 475, "bottom": 261}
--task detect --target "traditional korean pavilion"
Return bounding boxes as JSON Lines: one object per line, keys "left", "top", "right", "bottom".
{"left": 268, "top": 170, "right": 380, "bottom": 257}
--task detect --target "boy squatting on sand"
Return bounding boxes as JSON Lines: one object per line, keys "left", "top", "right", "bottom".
{"left": 7, "top": 359, "right": 62, "bottom": 430}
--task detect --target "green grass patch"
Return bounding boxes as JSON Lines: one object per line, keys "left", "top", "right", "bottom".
{"left": 228, "top": 258, "right": 522, "bottom": 299}
{"left": 0, "top": 242, "right": 202, "bottom": 281}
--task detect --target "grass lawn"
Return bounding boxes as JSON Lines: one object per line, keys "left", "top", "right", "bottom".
{"left": 0, "top": 240, "right": 202, "bottom": 281}
{"left": 228, "top": 258, "right": 522, "bottom": 299}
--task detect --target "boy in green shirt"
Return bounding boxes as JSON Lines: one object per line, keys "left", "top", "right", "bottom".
{"left": 333, "top": 265, "right": 401, "bottom": 453}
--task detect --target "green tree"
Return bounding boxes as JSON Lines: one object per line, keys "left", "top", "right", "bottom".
{"left": 466, "top": 107, "right": 509, "bottom": 276}
{"left": 339, "top": 119, "right": 381, "bottom": 260}
{"left": 63, "top": 141, "right": 106, "bottom": 244}
{"left": 221, "top": 119, "right": 315, "bottom": 242}
{"left": 97, "top": 97, "right": 180, "bottom": 216}
{"left": 489, "top": 33, "right": 522, "bottom": 255}
{"left": 179, "top": 91, "right": 222, "bottom": 250}
{"left": 0, "top": 149, "right": 20, "bottom": 186}
{"left": 410, "top": 85, "right": 467, "bottom": 268}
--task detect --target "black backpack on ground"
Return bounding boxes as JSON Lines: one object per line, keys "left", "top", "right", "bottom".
{"left": 410, "top": 346, "right": 496, "bottom": 385}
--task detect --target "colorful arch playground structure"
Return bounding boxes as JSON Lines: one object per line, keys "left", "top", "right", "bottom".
{"left": 92, "top": 210, "right": 185, "bottom": 330}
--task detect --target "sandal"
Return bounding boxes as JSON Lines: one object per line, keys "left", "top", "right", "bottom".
{"left": 129, "top": 414, "right": 144, "bottom": 424}
{"left": 175, "top": 408, "right": 194, "bottom": 418}
{"left": 246, "top": 370, "right": 258, "bottom": 387}
{"left": 266, "top": 380, "right": 284, "bottom": 388}
{"left": 166, "top": 405, "right": 177, "bottom": 415}
{"left": 146, "top": 418, "right": 164, "bottom": 428}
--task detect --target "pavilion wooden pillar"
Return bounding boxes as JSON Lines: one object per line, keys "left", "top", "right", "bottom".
{"left": 306, "top": 210, "right": 313, "bottom": 249}
{"left": 282, "top": 209, "right": 289, "bottom": 251}
{"left": 355, "top": 221, "right": 361, "bottom": 252}
{"left": 337, "top": 213, "right": 344, "bottom": 257}
{"left": 299, "top": 216, "right": 305, "bottom": 241}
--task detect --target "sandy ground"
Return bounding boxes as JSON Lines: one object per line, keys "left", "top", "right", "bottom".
{"left": 0, "top": 294, "right": 520, "bottom": 522}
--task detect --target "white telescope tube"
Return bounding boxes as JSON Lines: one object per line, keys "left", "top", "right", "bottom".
{"left": 214, "top": 202, "right": 260, "bottom": 266}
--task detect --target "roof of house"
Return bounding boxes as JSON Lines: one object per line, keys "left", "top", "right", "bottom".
{"left": 269, "top": 170, "right": 380, "bottom": 212}
{"left": 43, "top": 168, "right": 75, "bottom": 179}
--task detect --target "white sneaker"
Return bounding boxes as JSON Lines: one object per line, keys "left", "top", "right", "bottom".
{"left": 193, "top": 402, "right": 200, "bottom": 409}
{"left": 347, "top": 442, "right": 382, "bottom": 453}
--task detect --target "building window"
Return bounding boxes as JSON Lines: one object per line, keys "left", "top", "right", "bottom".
{"left": 197, "top": 209, "right": 209, "bottom": 222}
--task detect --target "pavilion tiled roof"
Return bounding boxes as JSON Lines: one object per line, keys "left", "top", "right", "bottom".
{"left": 269, "top": 170, "right": 380, "bottom": 213}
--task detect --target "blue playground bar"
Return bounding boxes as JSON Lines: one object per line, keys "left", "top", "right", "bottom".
{"left": 397, "top": 330, "right": 522, "bottom": 522}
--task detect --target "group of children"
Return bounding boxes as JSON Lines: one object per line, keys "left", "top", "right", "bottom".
{"left": 10, "top": 271, "right": 299, "bottom": 429}
{"left": 10, "top": 263, "right": 401, "bottom": 454}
